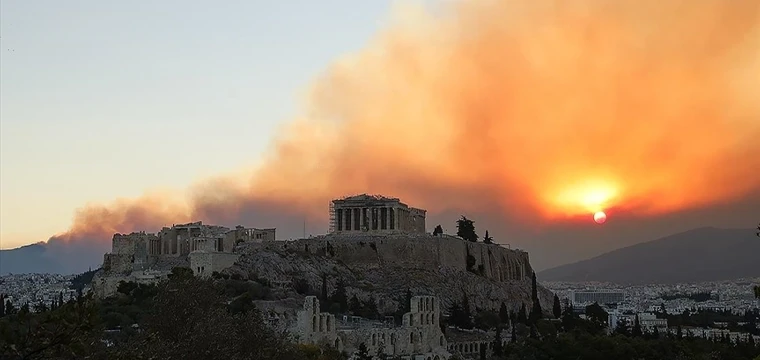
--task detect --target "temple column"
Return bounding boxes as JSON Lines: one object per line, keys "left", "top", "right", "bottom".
{"left": 360, "top": 208, "right": 365, "bottom": 230}
{"left": 387, "top": 207, "right": 392, "bottom": 230}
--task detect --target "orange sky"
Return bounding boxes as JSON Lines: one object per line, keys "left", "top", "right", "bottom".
{"left": 51, "top": 0, "right": 760, "bottom": 247}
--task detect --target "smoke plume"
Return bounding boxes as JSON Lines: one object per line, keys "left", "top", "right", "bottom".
{"left": 49, "top": 0, "right": 760, "bottom": 267}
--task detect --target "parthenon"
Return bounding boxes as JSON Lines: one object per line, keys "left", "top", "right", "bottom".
{"left": 329, "top": 194, "right": 426, "bottom": 234}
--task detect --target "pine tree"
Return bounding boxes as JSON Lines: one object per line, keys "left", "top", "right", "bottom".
{"left": 461, "top": 292, "right": 473, "bottom": 329}
{"left": 552, "top": 294, "right": 562, "bottom": 319}
{"left": 483, "top": 230, "right": 493, "bottom": 244}
{"left": 529, "top": 324, "right": 539, "bottom": 339}
{"left": 456, "top": 216, "right": 478, "bottom": 242}
{"left": 433, "top": 225, "right": 443, "bottom": 236}
{"left": 320, "top": 274, "right": 329, "bottom": 311}
{"left": 330, "top": 278, "right": 348, "bottom": 313}
{"left": 5, "top": 300, "right": 15, "bottom": 315}
{"left": 58, "top": 291, "right": 64, "bottom": 307}
{"left": 355, "top": 343, "right": 372, "bottom": 360}
{"left": 518, "top": 303, "right": 528, "bottom": 324}
{"left": 0, "top": 294, "right": 5, "bottom": 317}
{"left": 349, "top": 294, "right": 361, "bottom": 315}
{"left": 499, "top": 302, "right": 510, "bottom": 324}
{"left": 676, "top": 325, "right": 683, "bottom": 339}
{"left": 632, "top": 315, "right": 643, "bottom": 337}
{"left": 493, "top": 326, "right": 504, "bottom": 356}
{"left": 529, "top": 271, "right": 542, "bottom": 323}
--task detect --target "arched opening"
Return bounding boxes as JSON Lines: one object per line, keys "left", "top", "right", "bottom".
{"left": 334, "top": 338, "right": 341, "bottom": 351}
{"left": 410, "top": 333, "right": 414, "bottom": 344}
{"left": 326, "top": 316, "right": 331, "bottom": 331}
{"left": 372, "top": 333, "right": 376, "bottom": 346}
{"left": 312, "top": 316, "right": 317, "bottom": 332}
{"left": 439, "top": 336, "right": 444, "bottom": 346}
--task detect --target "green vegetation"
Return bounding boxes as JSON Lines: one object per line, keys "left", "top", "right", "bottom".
{"left": 456, "top": 216, "right": 478, "bottom": 242}
{"left": 2, "top": 266, "right": 759, "bottom": 360}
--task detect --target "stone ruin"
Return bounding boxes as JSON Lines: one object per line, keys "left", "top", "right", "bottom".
{"left": 296, "top": 295, "right": 449, "bottom": 360}
{"left": 93, "top": 221, "right": 275, "bottom": 297}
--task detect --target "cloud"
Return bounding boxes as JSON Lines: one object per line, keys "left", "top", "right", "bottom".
{"left": 46, "top": 0, "right": 760, "bottom": 270}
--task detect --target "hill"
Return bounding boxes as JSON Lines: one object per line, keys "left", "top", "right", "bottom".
{"left": 0, "top": 243, "right": 64, "bottom": 274}
{"left": 538, "top": 227, "right": 760, "bottom": 284}
{"left": 221, "top": 233, "right": 556, "bottom": 314}
{"left": 0, "top": 242, "right": 105, "bottom": 275}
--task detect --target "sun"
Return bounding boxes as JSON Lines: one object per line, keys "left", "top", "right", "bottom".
{"left": 593, "top": 211, "right": 607, "bottom": 224}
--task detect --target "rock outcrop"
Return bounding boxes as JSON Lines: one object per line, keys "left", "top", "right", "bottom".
{"left": 227, "top": 233, "right": 554, "bottom": 315}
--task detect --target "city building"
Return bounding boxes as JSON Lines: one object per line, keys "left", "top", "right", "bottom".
{"left": 570, "top": 290, "right": 625, "bottom": 305}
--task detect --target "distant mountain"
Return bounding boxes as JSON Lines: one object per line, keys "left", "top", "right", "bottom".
{"left": 538, "top": 227, "right": 760, "bottom": 284}
{"left": 0, "top": 242, "right": 105, "bottom": 275}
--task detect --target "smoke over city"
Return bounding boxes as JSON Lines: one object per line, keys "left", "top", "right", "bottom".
{"left": 47, "top": 0, "right": 760, "bottom": 269}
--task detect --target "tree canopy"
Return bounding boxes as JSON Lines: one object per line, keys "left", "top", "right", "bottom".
{"left": 456, "top": 216, "right": 478, "bottom": 242}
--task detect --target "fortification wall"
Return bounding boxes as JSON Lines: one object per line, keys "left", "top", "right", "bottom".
{"left": 260, "top": 234, "right": 530, "bottom": 283}
{"left": 189, "top": 251, "right": 240, "bottom": 278}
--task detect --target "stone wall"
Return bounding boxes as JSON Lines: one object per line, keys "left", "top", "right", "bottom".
{"left": 188, "top": 251, "right": 240, "bottom": 278}
{"left": 258, "top": 234, "right": 530, "bottom": 283}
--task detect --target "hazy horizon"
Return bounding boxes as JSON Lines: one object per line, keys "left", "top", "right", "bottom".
{"left": 2, "top": 0, "right": 759, "bottom": 272}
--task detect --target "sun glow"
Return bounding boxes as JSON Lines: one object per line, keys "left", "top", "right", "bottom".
{"left": 549, "top": 179, "right": 619, "bottom": 217}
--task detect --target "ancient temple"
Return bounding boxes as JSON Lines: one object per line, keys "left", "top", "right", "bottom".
{"left": 329, "top": 194, "right": 426, "bottom": 234}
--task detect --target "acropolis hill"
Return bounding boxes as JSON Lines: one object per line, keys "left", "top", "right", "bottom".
{"left": 93, "top": 194, "right": 553, "bottom": 316}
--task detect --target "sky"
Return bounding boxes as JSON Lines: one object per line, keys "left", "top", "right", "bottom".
{"left": 0, "top": 0, "right": 405, "bottom": 247}
{"left": 2, "top": 0, "right": 759, "bottom": 272}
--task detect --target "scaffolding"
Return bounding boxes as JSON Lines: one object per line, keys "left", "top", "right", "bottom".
{"left": 328, "top": 201, "right": 336, "bottom": 233}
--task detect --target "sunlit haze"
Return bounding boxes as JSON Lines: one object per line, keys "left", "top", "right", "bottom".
{"left": 2, "top": 0, "right": 759, "bottom": 271}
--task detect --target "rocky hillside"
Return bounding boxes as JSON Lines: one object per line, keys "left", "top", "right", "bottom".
{"left": 225, "top": 233, "right": 555, "bottom": 315}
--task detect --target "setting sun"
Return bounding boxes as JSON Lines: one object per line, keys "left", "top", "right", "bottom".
{"left": 547, "top": 179, "right": 619, "bottom": 218}
{"left": 593, "top": 211, "right": 607, "bottom": 224}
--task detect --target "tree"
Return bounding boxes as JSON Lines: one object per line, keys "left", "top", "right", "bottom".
{"left": 552, "top": 295, "right": 562, "bottom": 319}
{"left": 632, "top": 315, "right": 643, "bottom": 337}
{"left": 355, "top": 343, "right": 372, "bottom": 360}
{"left": 529, "top": 271, "right": 542, "bottom": 323}
{"left": 330, "top": 279, "right": 348, "bottom": 313}
{"left": 483, "top": 231, "right": 493, "bottom": 244}
{"left": 511, "top": 324, "right": 517, "bottom": 343}
{"left": 754, "top": 285, "right": 760, "bottom": 300}
{"left": 585, "top": 303, "right": 608, "bottom": 327}
{"left": 0, "top": 293, "right": 101, "bottom": 359}
{"left": 499, "top": 302, "right": 510, "bottom": 324}
{"left": 614, "top": 318, "right": 630, "bottom": 336}
{"left": 5, "top": 300, "right": 15, "bottom": 316}
{"left": 493, "top": 326, "right": 504, "bottom": 356}
{"left": 518, "top": 303, "right": 528, "bottom": 324}
{"left": 0, "top": 294, "right": 5, "bottom": 317}
{"left": 456, "top": 216, "right": 478, "bottom": 242}
{"left": 433, "top": 225, "right": 443, "bottom": 236}
{"left": 349, "top": 294, "right": 361, "bottom": 315}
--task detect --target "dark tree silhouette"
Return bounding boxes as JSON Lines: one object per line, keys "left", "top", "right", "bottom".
{"left": 433, "top": 225, "right": 443, "bottom": 236}
{"left": 483, "top": 230, "right": 493, "bottom": 244}
{"left": 330, "top": 279, "right": 348, "bottom": 313}
{"left": 632, "top": 315, "right": 643, "bottom": 337}
{"left": 499, "top": 302, "right": 510, "bottom": 324}
{"left": 529, "top": 271, "right": 543, "bottom": 323}
{"left": 553, "top": 295, "right": 562, "bottom": 319}
{"left": 493, "top": 326, "right": 504, "bottom": 356}
{"left": 456, "top": 216, "right": 478, "bottom": 242}
{"left": 518, "top": 303, "right": 528, "bottom": 324}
